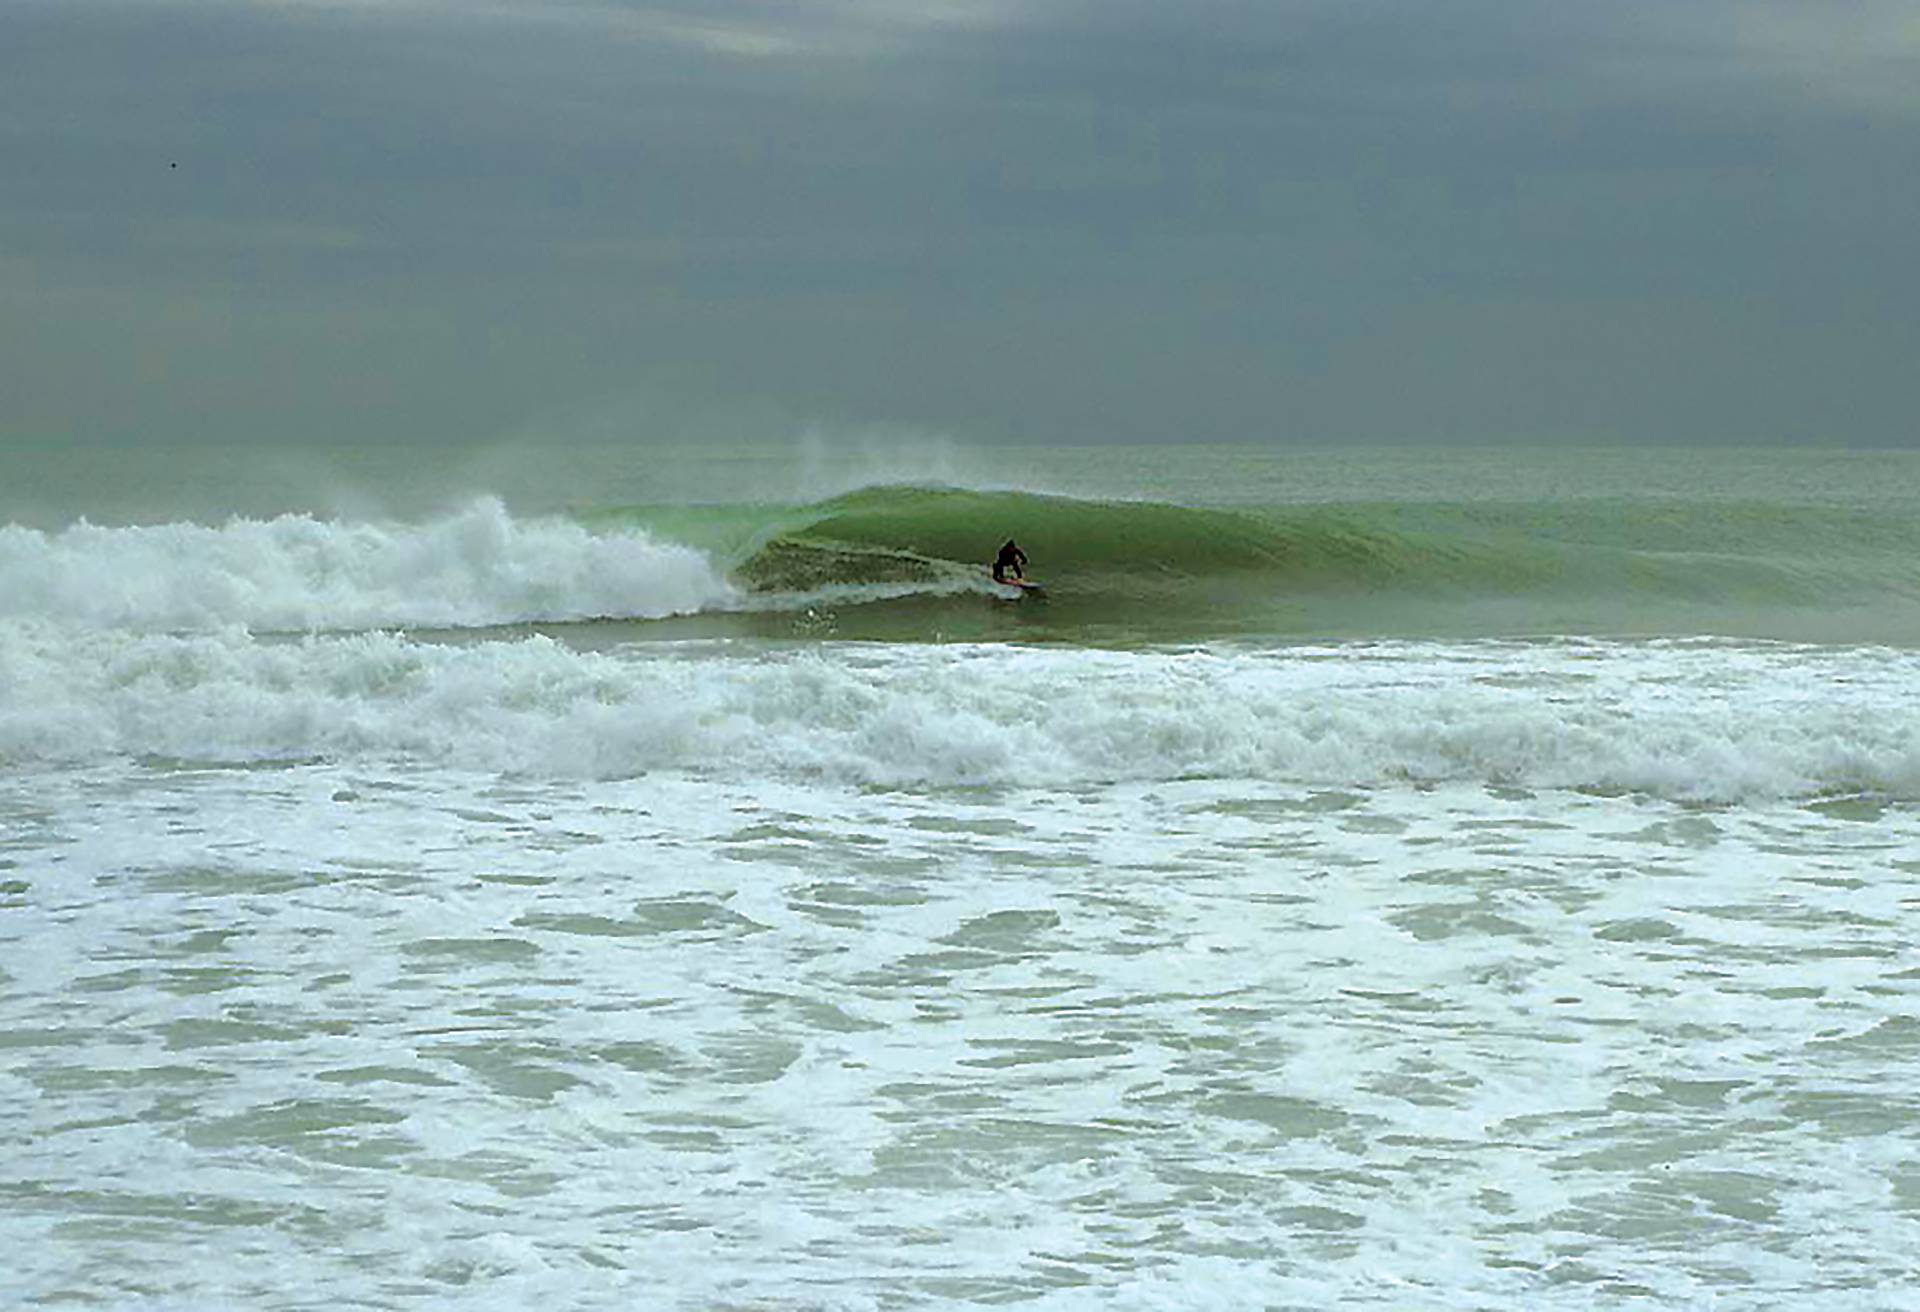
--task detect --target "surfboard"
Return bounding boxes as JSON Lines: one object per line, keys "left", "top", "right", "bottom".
{"left": 989, "top": 574, "right": 1044, "bottom": 596}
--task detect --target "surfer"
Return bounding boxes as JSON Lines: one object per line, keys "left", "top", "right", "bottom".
{"left": 992, "top": 539, "right": 1028, "bottom": 584}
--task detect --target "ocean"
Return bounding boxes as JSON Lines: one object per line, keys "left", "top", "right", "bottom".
{"left": 3, "top": 441, "right": 1918, "bottom": 1308}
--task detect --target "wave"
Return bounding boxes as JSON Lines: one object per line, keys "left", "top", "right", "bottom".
{"left": 676, "top": 484, "right": 1455, "bottom": 600}
{"left": 0, "top": 498, "right": 732, "bottom": 632}
{"left": 726, "top": 486, "right": 1295, "bottom": 587}
{"left": 6, "top": 484, "right": 1918, "bottom": 642}
{"left": 660, "top": 484, "right": 1920, "bottom": 608}
{"left": 5, "top": 626, "right": 1916, "bottom": 802}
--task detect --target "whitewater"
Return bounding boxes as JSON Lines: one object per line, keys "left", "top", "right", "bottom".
{"left": 3, "top": 443, "right": 1918, "bottom": 1309}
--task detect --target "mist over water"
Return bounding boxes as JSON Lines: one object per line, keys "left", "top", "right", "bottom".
{"left": 5, "top": 442, "right": 1919, "bottom": 1308}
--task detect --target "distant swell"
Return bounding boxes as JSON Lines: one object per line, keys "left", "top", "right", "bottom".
{"left": 4, "top": 628, "right": 1916, "bottom": 802}
{"left": 0, "top": 498, "right": 732, "bottom": 631}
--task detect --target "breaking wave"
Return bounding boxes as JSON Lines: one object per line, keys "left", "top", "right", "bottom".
{"left": 4, "top": 625, "right": 1916, "bottom": 802}
{"left": 0, "top": 498, "right": 732, "bottom": 632}
{"left": 638, "top": 483, "right": 1920, "bottom": 613}
{"left": 7, "top": 484, "right": 1919, "bottom": 641}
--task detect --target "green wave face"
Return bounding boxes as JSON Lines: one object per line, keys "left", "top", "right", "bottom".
{"left": 753, "top": 486, "right": 1294, "bottom": 585}
{"left": 592, "top": 484, "right": 1920, "bottom": 644}
{"left": 723, "top": 486, "right": 1678, "bottom": 604}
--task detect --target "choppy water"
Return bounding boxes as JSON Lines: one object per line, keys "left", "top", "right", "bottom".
{"left": 4, "top": 443, "right": 1919, "bottom": 1308}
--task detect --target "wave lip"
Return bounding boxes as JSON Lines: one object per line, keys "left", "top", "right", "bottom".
{"left": 5, "top": 629, "right": 1916, "bottom": 803}
{"left": 0, "top": 498, "right": 733, "bottom": 633}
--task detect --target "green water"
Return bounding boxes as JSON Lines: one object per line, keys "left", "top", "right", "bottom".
{"left": 577, "top": 450, "right": 1920, "bottom": 644}
{"left": 8, "top": 440, "right": 1919, "bottom": 644}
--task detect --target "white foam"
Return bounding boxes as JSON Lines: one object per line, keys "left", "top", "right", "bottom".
{"left": 3, "top": 629, "right": 1916, "bottom": 802}
{"left": 0, "top": 498, "right": 732, "bottom": 632}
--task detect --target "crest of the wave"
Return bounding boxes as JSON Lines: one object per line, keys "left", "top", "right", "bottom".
{"left": 0, "top": 497, "right": 732, "bottom": 632}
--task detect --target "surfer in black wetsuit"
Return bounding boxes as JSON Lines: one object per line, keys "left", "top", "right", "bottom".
{"left": 992, "top": 539, "right": 1027, "bottom": 583}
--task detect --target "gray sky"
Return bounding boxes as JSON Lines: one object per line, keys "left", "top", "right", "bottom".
{"left": 4, "top": 0, "right": 1917, "bottom": 447}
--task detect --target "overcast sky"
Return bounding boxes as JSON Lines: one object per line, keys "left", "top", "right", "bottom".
{"left": 4, "top": 0, "right": 1917, "bottom": 448}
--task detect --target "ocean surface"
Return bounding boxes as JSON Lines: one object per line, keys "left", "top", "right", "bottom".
{"left": 3, "top": 441, "right": 1919, "bottom": 1309}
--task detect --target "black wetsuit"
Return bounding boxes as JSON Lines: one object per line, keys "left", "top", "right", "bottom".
{"left": 993, "top": 541, "right": 1027, "bottom": 583}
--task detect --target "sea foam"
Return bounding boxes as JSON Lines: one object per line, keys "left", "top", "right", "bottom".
{"left": 3, "top": 629, "right": 1915, "bottom": 802}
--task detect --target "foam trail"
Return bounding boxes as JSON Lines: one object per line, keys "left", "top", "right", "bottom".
{"left": 0, "top": 498, "right": 732, "bottom": 631}
{"left": 4, "top": 630, "right": 1916, "bottom": 801}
